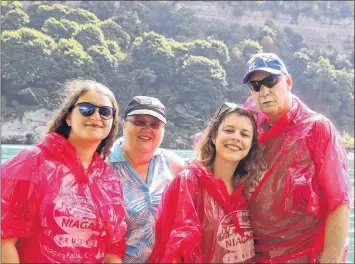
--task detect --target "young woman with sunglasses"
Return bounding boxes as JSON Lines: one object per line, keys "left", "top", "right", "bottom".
{"left": 149, "top": 103, "right": 266, "bottom": 263}
{"left": 1, "top": 79, "right": 127, "bottom": 263}
{"left": 109, "top": 96, "right": 185, "bottom": 263}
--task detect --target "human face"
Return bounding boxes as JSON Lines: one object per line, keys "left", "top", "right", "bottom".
{"left": 122, "top": 114, "right": 165, "bottom": 156}
{"left": 248, "top": 71, "right": 293, "bottom": 124}
{"left": 212, "top": 113, "right": 253, "bottom": 164}
{"left": 66, "top": 90, "right": 114, "bottom": 143}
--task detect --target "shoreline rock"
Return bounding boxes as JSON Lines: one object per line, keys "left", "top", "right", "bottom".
{"left": 1, "top": 109, "right": 54, "bottom": 144}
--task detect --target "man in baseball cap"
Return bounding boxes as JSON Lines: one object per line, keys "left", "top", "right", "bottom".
{"left": 242, "top": 53, "right": 351, "bottom": 263}
{"left": 242, "top": 52, "right": 288, "bottom": 85}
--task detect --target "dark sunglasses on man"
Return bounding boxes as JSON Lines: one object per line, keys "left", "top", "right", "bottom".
{"left": 247, "top": 74, "right": 283, "bottom": 92}
{"left": 75, "top": 102, "right": 116, "bottom": 120}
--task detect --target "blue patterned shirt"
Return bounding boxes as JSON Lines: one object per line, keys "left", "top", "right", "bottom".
{"left": 110, "top": 140, "right": 174, "bottom": 263}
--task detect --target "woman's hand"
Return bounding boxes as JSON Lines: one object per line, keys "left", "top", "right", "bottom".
{"left": 1, "top": 238, "right": 19, "bottom": 263}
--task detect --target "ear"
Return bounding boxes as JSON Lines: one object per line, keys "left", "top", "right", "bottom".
{"left": 66, "top": 113, "right": 72, "bottom": 127}
{"left": 286, "top": 74, "right": 293, "bottom": 92}
{"left": 122, "top": 119, "right": 127, "bottom": 129}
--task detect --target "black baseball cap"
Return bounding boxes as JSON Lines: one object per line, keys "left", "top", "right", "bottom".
{"left": 242, "top": 53, "right": 288, "bottom": 84}
{"left": 124, "top": 96, "right": 166, "bottom": 123}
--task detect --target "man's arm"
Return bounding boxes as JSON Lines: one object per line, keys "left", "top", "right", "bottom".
{"left": 307, "top": 119, "right": 352, "bottom": 263}
{"left": 320, "top": 204, "right": 350, "bottom": 263}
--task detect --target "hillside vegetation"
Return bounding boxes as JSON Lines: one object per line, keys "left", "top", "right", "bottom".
{"left": 1, "top": 1, "right": 354, "bottom": 148}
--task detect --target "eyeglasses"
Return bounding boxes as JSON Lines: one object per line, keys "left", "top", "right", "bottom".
{"left": 125, "top": 119, "right": 165, "bottom": 130}
{"left": 75, "top": 102, "right": 115, "bottom": 120}
{"left": 247, "top": 74, "right": 282, "bottom": 92}
{"left": 215, "top": 102, "right": 239, "bottom": 118}
{"left": 215, "top": 102, "right": 258, "bottom": 120}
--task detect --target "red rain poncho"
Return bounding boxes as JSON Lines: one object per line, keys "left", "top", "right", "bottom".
{"left": 1, "top": 132, "right": 127, "bottom": 263}
{"left": 243, "top": 95, "right": 352, "bottom": 263}
{"left": 149, "top": 160, "right": 255, "bottom": 263}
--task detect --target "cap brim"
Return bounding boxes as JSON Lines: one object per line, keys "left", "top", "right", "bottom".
{"left": 127, "top": 109, "right": 166, "bottom": 123}
{"left": 242, "top": 68, "right": 283, "bottom": 84}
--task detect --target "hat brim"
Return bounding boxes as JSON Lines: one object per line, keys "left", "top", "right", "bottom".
{"left": 242, "top": 68, "right": 283, "bottom": 84}
{"left": 127, "top": 109, "right": 166, "bottom": 123}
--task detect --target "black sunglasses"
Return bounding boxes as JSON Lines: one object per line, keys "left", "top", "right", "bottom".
{"left": 247, "top": 74, "right": 283, "bottom": 92}
{"left": 75, "top": 102, "right": 115, "bottom": 120}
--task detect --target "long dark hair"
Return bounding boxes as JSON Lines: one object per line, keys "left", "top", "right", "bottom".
{"left": 45, "top": 79, "right": 119, "bottom": 160}
{"left": 195, "top": 106, "right": 266, "bottom": 194}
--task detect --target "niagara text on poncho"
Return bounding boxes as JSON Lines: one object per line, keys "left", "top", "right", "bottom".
{"left": 243, "top": 95, "right": 352, "bottom": 263}
{"left": 149, "top": 160, "right": 255, "bottom": 263}
{"left": 1, "top": 132, "right": 127, "bottom": 263}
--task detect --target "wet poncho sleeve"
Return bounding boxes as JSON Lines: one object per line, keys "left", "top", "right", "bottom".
{"left": 307, "top": 119, "right": 352, "bottom": 213}
{"left": 306, "top": 118, "right": 352, "bottom": 262}
{"left": 1, "top": 148, "right": 43, "bottom": 238}
{"left": 149, "top": 170, "right": 203, "bottom": 263}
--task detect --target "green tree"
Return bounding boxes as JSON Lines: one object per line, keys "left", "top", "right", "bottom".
{"left": 1, "top": 0, "right": 24, "bottom": 14}
{"left": 42, "top": 18, "right": 81, "bottom": 40}
{"left": 188, "top": 38, "right": 230, "bottom": 65}
{"left": 87, "top": 45, "right": 124, "bottom": 85}
{"left": 131, "top": 31, "right": 175, "bottom": 82}
{"left": 260, "top": 25, "right": 277, "bottom": 40}
{"left": 1, "top": 1, "right": 30, "bottom": 31}
{"left": 50, "top": 38, "right": 96, "bottom": 84}
{"left": 27, "top": 3, "right": 69, "bottom": 30}
{"left": 100, "top": 20, "right": 131, "bottom": 51}
{"left": 79, "top": 1, "right": 118, "bottom": 20}
{"left": 238, "top": 39, "right": 263, "bottom": 60}
{"left": 331, "top": 69, "right": 354, "bottom": 134}
{"left": 111, "top": 11, "right": 148, "bottom": 39}
{"left": 1, "top": 28, "right": 56, "bottom": 95}
{"left": 65, "top": 8, "right": 100, "bottom": 25}
{"left": 142, "top": 2, "right": 197, "bottom": 38}
{"left": 176, "top": 55, "right": 227, "bottom": 120}
{"left": 74, "top": 24, "right": 106, "bottom": 50}
{"left": 106, "top": 40, "right": 126, "bottom": 60}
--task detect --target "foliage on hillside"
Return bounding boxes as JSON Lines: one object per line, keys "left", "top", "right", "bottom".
{"left": 1, "top": 1, "right": 354, "bottom": 148}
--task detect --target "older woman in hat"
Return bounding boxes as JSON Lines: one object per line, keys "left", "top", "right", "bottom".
{"left": 109, "top": 96, "right": 185, "bottom": 263}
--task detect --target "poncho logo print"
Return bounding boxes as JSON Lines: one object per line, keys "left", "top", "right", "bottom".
{"left": 53, "top": 195, "right": 102, "bottom": 249}
{"left": 217, "top": 210, "right": 255, "bottom": 263}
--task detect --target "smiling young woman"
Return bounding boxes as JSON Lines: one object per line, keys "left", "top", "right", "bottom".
{"left": 149, "top": 103, "right": 266, "bottom": 263}
{"left": 1, "top": 79, "right": 127, "bottom": 264}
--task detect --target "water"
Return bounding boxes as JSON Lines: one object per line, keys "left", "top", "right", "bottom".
{"left": 1, "top": 145, "right": 354, "bottom": 262}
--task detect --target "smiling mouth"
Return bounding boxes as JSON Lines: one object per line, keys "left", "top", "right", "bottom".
{"left": 225, "top": 145, "right": 241, "bottom": 151}
{"left": 86, "top": 124, "right": 103, "bottom": 128}
{"left": 138, "top": 136, "right": 152, "bottom": 141}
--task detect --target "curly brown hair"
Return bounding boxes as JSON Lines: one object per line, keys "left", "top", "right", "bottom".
{"left": 45, "top": 79, "right": 119, "bottom": 160}
{"left": 195, "top": 105, "right": 266, "bottom": 196}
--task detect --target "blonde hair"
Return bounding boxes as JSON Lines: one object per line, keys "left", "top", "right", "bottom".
{"left": 46, "top": 79, "right": 119, "bottom": 160}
